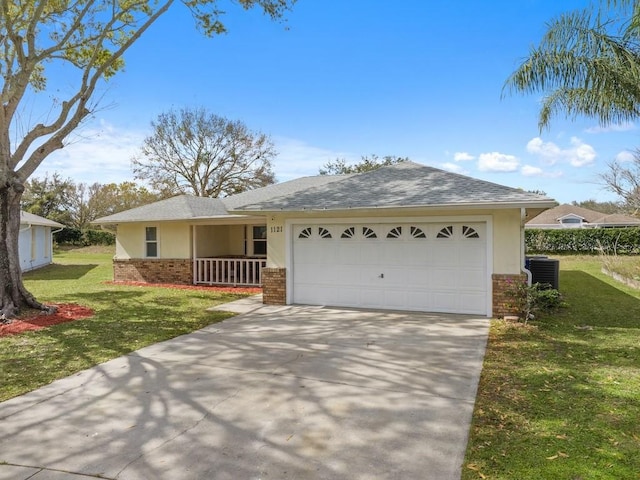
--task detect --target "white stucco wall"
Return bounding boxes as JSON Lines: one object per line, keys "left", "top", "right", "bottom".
{"left": 116, "top": 222, "right": 192, "bottom": 259}
{"left": 19, "top": 225, "right": 53, "bottom": 272}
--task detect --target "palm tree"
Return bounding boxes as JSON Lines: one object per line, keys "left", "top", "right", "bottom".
{"left": 504, "top": 1, "right": 640, "bottom": 130}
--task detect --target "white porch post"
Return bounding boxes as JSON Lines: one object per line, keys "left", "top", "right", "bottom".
{"left": 192, "top": 225, "right": 197, "bottom": 285}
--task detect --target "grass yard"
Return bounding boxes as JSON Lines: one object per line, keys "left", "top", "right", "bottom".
{"left": 463, "top": 255, "right": 640, "bottom": 480}
{"left": 0, "top": 247, "right": 256, "bottom": 402}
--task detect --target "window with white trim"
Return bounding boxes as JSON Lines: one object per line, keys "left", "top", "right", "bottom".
{"left": 252, "top": 226, "right": 267, "bottom": 256}
{"left": 145, "top": 227, "right": 158, "bottom": 257}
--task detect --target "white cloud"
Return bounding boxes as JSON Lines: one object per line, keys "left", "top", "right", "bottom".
{"left": 569, "top": 137, "right": 596, "bottom": 166}
{"left": 526, "top": 136, "right": 596, "bottom": 168}
{"left": 521, "top": 165, "right": 543, "bottom": 176}
{"left": 477, "top": 152, "right": 519, "bottom": 172}
{"left": 585, "top": 122, "right": 636, "bottom": 134}
{"left": 526, "top": 137, "right": 561, "bottom": 165}
{"left": 453, "top": 152, "right": 474, "bottom": 162}
{"left": 520, "top": 165, "right": 564, "bottom": 178}
{"left": 36, "top": 119, "right": 147, "bottom": 184}
{"left": 273, "top": 137, "right": 353, "bottom": 181}
{"left": 441, "top": 162, "right": 467, "bottom": 174}
{"left": 615, "top": 150, "right": 636, "bottom": 163}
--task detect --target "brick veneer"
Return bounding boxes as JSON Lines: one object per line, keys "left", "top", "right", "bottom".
{"left": 492, "top": 273, "right": 527, "bottom": 318}
{"left": 113, "top": 259, "right": 192, "bottom": 285}
{"left": 262, "top": 268, "right": 286, "bottom": 305}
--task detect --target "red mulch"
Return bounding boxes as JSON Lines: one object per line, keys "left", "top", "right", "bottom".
{"left": 105, "top": 281, "right": 262, "bottom": 295}
{"left": 0, "top": 304, "right": 95, "bottom": 337}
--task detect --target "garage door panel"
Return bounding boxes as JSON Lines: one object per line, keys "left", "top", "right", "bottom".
{"left": 359, "top": 244, "right": 380, "bottom": 263}
{"left": 359, "top": 287, "right": 387, "bottom": 308}
{"left": 358, "top": 265, "right": 385, "bottom": 286}
{"left": 292, "top": 222, "right": 488, "bottom": 315}
{"left": 459, "top": 269, "right": 486, "bottom": 289}
{"left": 430, "top": 244, "right": 460, "bottom": 267}
{"left": 336, "top": 243, "right": 361, "bottom": 264}
{"left": 383, "top": 289, "right": 408, "bottom": 309}
{"left": 431, "top": 292, "right": 459, "bottom": 312}
{"left": 457, "top": 246, "right": 486, "bottom": 265}
{"left": 456, "top": 293, "right": 486, "bottom": 314}
{"left": 403, "top": 243, "right": 431, "bottom": 264}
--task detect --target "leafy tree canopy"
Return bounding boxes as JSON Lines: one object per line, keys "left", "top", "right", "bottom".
{"left": 132, "top": 108, "right": 277, "bottom": 197}
{"left": 319, "top": 155, "right": 409, "bottom": 175}
{"left": 571, "top": 199, "right": 625, "bottom": 215}
{"left": 504, "top": 0, "right": 640, "bottom": 130}
{"left": 21, "top": 177, "right": 164, "bottom": 229}
{"left": 0, "top": 0, "right": 295, "bottom": 317}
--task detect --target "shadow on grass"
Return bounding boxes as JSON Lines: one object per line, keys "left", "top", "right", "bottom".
{"left": 464, "top": 268, "right": 640, "bottom": 479}
{"left": 557, "top": 270, "right": 640, "bottom": 329}
{"left": 24, "top": 263, "right": 99, "bottom": 281}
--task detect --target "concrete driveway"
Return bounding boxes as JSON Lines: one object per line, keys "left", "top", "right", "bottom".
{"left": 0, "top": 297, "right": 489, "bottom": 480}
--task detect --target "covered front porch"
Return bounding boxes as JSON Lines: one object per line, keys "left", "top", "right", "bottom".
{"left": 192, "top": 222, "right": 267, "bottom": 286}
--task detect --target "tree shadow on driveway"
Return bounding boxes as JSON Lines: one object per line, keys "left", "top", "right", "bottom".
{"left": 0, "top": 307, "right": 489, "bottom": 480}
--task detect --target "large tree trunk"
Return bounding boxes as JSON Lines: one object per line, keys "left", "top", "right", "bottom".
{"left": 0, "top": 178, "right": 52, "bottom": 319}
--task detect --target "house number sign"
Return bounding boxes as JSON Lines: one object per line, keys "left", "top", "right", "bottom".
{"left": 270, "top": 225, "right": 283, "bottom": 234}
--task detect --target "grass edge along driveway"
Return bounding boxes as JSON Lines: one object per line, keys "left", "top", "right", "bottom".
{"left": 0, "top": 249, "right": 255, "bottom": 402}
{"left": 463, "top": 255, "right": 640, "bottom": 480}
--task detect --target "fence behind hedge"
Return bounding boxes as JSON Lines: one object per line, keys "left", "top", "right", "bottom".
{"left": 525, "top": 227, "right": 640, "bottom": 254}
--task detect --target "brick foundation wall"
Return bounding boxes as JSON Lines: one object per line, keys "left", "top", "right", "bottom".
{"left": 113, "top": 259, "right": 192, "bottom": 285}
{"left": 492, "top": 273, "right": 527, "bottom": 318}
{"left": 262, "top": 268, "right": 286, "bottom": 305}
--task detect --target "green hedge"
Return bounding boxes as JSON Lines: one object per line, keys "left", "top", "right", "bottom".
{"left": 54, "top": 228, "right": 115, "bottom": 246}
{"left": 526, "top": 228, "right": 640, "bottom": 254}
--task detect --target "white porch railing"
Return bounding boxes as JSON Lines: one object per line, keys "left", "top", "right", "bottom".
{"left": 194, "top": 258, "right": 266, "bottom": 286}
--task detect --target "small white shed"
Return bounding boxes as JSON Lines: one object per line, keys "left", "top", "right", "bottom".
{"left": 19, "top": 211, "right": 64, "bottom": 272}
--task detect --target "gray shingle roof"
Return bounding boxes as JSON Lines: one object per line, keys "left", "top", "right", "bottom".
{"left": 94, "top": 162, "right": 557, "bottom": 224}
{"left": 221, "top": 174, "right": 352, "bottom": 210}
{"left": 92, "top": 176, "right": 346, "bottom": 224}
{"left": 231, "top": 161, "right": 556, "bottom": 211}
{"left": 20, "top": 211, "right": 65, "bottom": 228}
{"left": 93, "top": 195, "right": 229, "bottom": 223}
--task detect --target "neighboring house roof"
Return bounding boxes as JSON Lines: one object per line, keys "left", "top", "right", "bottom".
{"left": 526, "top": 204, "right": 640, "bottom": 228}
{"left": 93, "top": 161, "right": 556, "bottom": 224}
{"left": 20, "top": 211, "right": 64, "bottom": 228}
{"left": 231, "top": 161, "right": 556, "bottom": 212}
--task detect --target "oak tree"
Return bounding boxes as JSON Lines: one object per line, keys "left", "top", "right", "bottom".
{"left": 0, "top": 0, "right": 295, "bottom": 317}
{"left": 132, "top": 108, "right": 276, "bottom": 197}
{"left": 319, "top": 154, "right": 409, "bottom": 175}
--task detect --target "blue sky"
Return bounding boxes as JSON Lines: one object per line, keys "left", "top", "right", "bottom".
{"left": 35, "top": 0, "right": 640, "bottom": 204}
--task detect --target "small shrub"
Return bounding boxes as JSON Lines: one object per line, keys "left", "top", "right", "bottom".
{"left": 506, "top": 281, "right": 564, "bottom": 323}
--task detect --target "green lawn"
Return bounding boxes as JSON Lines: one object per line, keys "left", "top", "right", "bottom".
{"left": 0, "top": 248, "right": 253, "bottom": 402}
{"left": 463, "top": 255, "right": 640, "bottom": 480}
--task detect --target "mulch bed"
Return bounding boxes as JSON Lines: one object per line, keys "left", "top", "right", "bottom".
{"left": 0, "top": 283, "right": 260, "bottom": 338}
{"left": 106, "top": 281, "right": 262, "bottom": 295}
{"left": 0, "top": 304, "right": 95, "bottom": 337}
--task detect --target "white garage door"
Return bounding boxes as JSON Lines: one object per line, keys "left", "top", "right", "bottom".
{"left": 292, "top": 222, "right": 488, "bottom": 314}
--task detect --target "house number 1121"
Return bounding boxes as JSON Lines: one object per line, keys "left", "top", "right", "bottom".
{"left": 270, "top": 226, "right": 283, "bottom": 233}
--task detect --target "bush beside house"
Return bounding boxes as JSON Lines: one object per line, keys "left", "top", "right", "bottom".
{"left": 526, "top": 227, "right": 640, "bottom": 254}
{"left": 54, "top": 228, "right": 115, "bottom": 246}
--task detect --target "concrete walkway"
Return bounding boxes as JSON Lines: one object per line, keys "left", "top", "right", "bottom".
{"left": 0, "top": 300, "right": 489, "bottom": 480}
